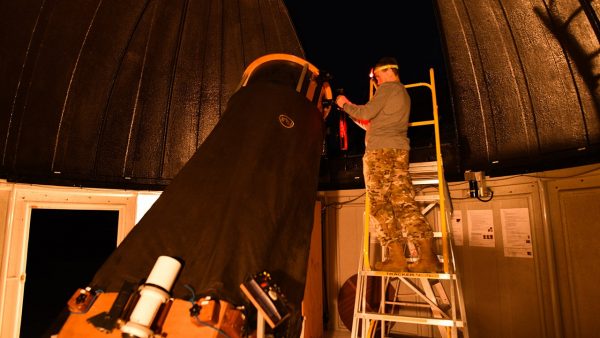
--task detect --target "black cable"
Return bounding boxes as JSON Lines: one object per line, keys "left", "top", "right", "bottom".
{"left": 184, "top": 284, "right": 197, "bottom": 302}
{"left": 191, "top": 316, "right": 232, "bottom": 338}
{"left": 322, "top": 192, "right": 366, "bottom": 210}
{"left": 184, "top": 284, "right": 231, "bottom": 337}
{"left": 476, "top": 187, "right": 494, "bottom": 202}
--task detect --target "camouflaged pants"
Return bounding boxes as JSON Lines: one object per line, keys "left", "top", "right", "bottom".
{"left": 363, "top": 148, "right": 433, "bottom": 247}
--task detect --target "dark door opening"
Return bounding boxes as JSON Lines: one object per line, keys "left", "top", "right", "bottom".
{"left": 19, "top": 209, "right": 118, "bottom": 338}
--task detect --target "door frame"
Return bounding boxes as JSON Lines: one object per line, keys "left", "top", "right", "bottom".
{"left": 0, "top": 183, "right": 142, "bottom": 338}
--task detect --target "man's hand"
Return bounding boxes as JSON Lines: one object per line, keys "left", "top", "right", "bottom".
{"left": 335, "top": 95, "right": 351, "bottom": 109}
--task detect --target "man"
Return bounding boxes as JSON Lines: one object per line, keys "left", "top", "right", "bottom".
{"left": 335, "top": 57, "right": 438, "bottom": 273}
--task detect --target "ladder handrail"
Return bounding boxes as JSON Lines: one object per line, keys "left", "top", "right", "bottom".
{"left": 428, "top": 67, "right": 452, "bottom": 274}
{"left": 363, "top": 193, "right": 373, "bottom": 271}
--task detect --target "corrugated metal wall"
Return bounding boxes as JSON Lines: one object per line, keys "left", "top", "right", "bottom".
{"left": 2, "top": 0, "right": 598, "bottom": 189}
{"left": 435, "top": 0, "right": 599, "bottom": 175}
{"left": 0, "top": 0, "right": 303, "bottom": 189}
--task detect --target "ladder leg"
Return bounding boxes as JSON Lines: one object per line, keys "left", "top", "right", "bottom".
{"left": 420, "top": 278, "right": 447, "bottom": 338}
{"left": 351, "top": 255, "right": 364, "bottom": 338}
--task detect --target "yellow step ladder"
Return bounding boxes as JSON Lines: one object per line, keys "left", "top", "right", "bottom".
{"left": 350, "top": 69, "right": 468, "bottom": 338}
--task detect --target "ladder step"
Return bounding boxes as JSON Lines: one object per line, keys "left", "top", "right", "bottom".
{"left": 409, "top": 161, "right": 443, "bottom": 186}
{"left": 414, "top": 195, "right": 439, "bottom": 202}
{"left": 412, "top": 178, "right": 439, "bottom": 185}
{"left": 355, "top": 312, "right": 464, "bottom": 328}
{"left": 358, "top": 270, "right": 455, "bottom": 280}
{"left": 408, "top": 161, "right": 438, "bottom": 173}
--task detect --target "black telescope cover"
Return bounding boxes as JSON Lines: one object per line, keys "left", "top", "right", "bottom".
{"left": 90, "top": 81, "right": 324, "bottom": 335}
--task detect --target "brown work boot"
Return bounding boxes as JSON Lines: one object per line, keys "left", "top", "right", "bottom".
{"left": 408, "top": 238, "right": 441, "bottom": 273}
{"left": 374, "top": 242, "right": 408, "bottom": 272}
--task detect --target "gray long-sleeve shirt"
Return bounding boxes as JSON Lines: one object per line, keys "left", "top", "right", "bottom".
{"left": 343, "top": 81, "right": 411, "bottom": 151}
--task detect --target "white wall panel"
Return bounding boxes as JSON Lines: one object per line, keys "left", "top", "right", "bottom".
{"left": 546, "top": 172, "right": 600, "bottom": 338}
{"left": 322, "top": 163, "right": 600, "bottom": 338}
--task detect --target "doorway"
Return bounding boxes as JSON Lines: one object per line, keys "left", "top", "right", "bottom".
{"left": 19, "top": 209, "right": 118, "bottom": 338}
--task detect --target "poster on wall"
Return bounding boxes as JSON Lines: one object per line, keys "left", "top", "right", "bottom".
{"left": 500, "top": 208, "right": 533, "bottom": 258}
{"left": 467, "top": 209, "right": 495, "bottom": 247}
{"left": 451, "top": 210, "right": 464, "bottom": 246}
